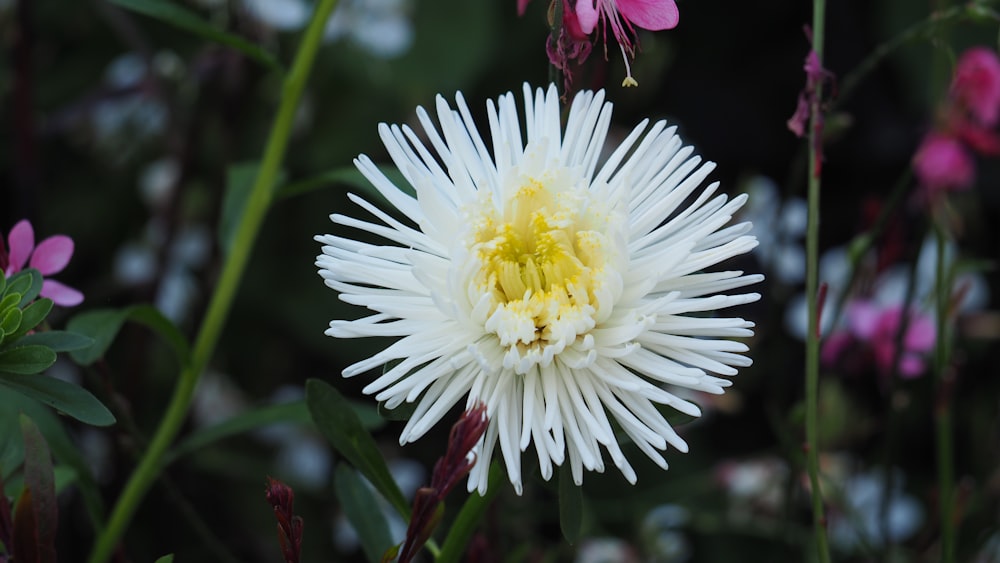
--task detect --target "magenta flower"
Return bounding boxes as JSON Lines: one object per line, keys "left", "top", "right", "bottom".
{"left": 912, "top": 47, "right": 1000, "bottom": 198}
{"left": 912, "top": 132, "right": 975, "bottom": 195}
{"left": 822, "top": 300, "right": 936, "bottom": 379}
{"left": 951, "top": 47, "right": 1000, "bottom": 127}
{"left": 575, "top": 0, "right": 678, "bottom": 85}
{"left": 0, "top": 220, "right": 84, "bottom": 307}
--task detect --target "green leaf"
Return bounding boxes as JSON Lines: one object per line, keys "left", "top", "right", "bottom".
{"left": 305, "top": 379, "right": 409, "bottom": 518}
{"left": 0, "top": 345, "right": 57, "bottom": 375}
{"left": 0, "top": 292, "right": 21, "bottom": 316}
{"left": 558, "top": 463, "right": 583, "bottom": 545}
{"left": 169, "top": 397, "right": 384, "bottom": 465}
{"left": 125, "top": 305, "right": 191, "bottom": 363}
{"left": 6, "top": 298, "right": 53, "bottom": 341}
{"left": 0, "top": 307, "right": 21, "bottom": 337}
{"left": 167, "top": 401, "right": 311, "bottom": 463}
{"left": 220, "top": 162, "right": 286, "bottom": 254}
{"left": 3, "top": 269, "right": 43, "bottom": 307}
{"left": 334, "top": 463, "right": 395, "bottom": 563}
{"left": 437, "top": 462, "right": 503, "bottom": 563}
{"left": 17, "top": 414, "right": 58, "bottom": 563}
{"left": 106, "top": 0, "right": 282, "bottom": 72}
{"left": 153, "top": 555, "right": 175, "bottom": 563}
{"left": 0, "top": 373, "right": 116, "bottom": 426}
{"left": 67, "top": 306, "right": 190, "bottom": 366}
{"left": 15, "top": 331, "right": 95, "bottom": 353}
{"left": 0, "top": 391, "right": 106, "bottom": 529}
{"left": 276, "top": 165, "right": 413, "bottom": 202}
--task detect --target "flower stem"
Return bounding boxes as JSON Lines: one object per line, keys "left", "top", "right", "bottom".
{"left": 804, "top": 0, "right": 831, "bottom": 561}
{"left": 85, "top": 2, "right": 339, "bottom": 561}
{"left": 436, "top": 463, "right": 502, "bottom": 563}
{"left": 932, "top": 220, "right": 956, "bottom": 563}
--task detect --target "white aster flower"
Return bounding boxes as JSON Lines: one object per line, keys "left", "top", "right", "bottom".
{"left": 316, "top": 84, "right": 762, "bottom": 494}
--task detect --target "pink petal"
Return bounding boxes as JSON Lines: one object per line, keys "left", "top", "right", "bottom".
{"left": 30, "top": 235, "right": 74, "bottom": 275}
{"left": 904, "top": 314, "right": 936, "bottom": 352}
{"left": 7, "top": 219, "right": 35, "bottom": 273}
{"left": 845, "top": 300, "right": 880, "bottom": 339}
{"left": 517, "top": 0, "right": 531, "bottom": 16}
{"left": 820, "top": 331, "right": 851, "bottom": 366}
{"left": 953, "top": 47, "right": 1000, "bottom": 127}
{"left": 40, "top": 279, "right": 84, "bottom": 307}
{"left": 575, "top": 0, "right": 600, "bottom": 34}
{"left": 617, "top": 0, "right": 678, "bottom": 30}
{"left": 898, "top": 354, "right": 927, "bottom": 378}
{"left": 912, "top": 132, "right": 975, "bottom": 193}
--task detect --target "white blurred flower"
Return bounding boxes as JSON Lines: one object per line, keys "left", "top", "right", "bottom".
{"left": 828, "top": 469, "right": 924, "bottom": 551}
{"left": 242, "top": 0, "right": 310, "bottom": 31}
{"left": 324, "top": 0, "right": 413, "bottom": 58}
{"left": 740, "top": 176, "right": 807, "bottom": 284}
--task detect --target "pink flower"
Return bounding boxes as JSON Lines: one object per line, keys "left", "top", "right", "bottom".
{"left": 0, "top": 220, "right": 84, "bottom": 307}
{"left": 822, "top": 300, "right": 936, "bottom": 379}
{"left": 912, "top": 132, "right": 975, "bottom": 195}
{"left": 574, "top": 0, "right": 679, "bottom": 85}
{"left": 912, "top": 47, "right": 1000, "bottom": 198}
{"left": 951, "top": 47, "right": 1000, "bottom": 127}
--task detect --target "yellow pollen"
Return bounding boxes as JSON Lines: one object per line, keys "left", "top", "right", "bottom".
{"left": 469, "top": 175, "right": 614, "bottom": 366}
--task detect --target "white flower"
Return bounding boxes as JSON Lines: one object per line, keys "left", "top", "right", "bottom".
{"left": 316, "top": 84, "right": 762, "bottom": 494}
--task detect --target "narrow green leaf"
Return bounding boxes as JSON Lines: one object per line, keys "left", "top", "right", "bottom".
{"left": 0, "top": 307, "right": 21, "bottom": 336}
{"left": 15, "top": 331, "right": 95, "bottom": 353}
{"left": 67, "top": 306, "right": 190, "bottom": 367}
{"left": 276, "top": 165, "right": 413, "bottom": 202}
{"left": 153, "top": 555, "right": 175, "bottom": 563}
{"left": 437, "top": 462, "right": 503, "bottom": 563}
{"left": 7, "top": 298, "right": 53, "bottom": 341}
{"left": 0, "top": 293, "right": 20, "bottom": 315}
{"left": 19, "top": 414, "right": 58, "bottom": 563}
{"left": 3, "top": 269, "right": 43, "bottom": 307}
{"left": 0, "top": 374, "right": 116, "bottom": 426}
{"left": 558, "top": 463, "right": 583, "bottom": 545}
{"left": 125, "top": 305, "right": 191, "bottom": 364}
{"left": 0, "top": 391, "right": 106, "bottom": 530}
{"left": 107, "top": 0, "right": 282, "bottom": 72}
{"left": 221, "top": 162, "right": 286, "bottom": 254}
{"left": 0, "top": 345, "right": 57, "bottom": 375}
{"left": 334, "top": 463, "right": 395, "bottom": 563}
{"left": 0, "top": 271, "right": 6, "bottom": 295}
{"left": 305, "top": 379, "right": 409, "bottom": 518}
{"left": 167, "top": 401, "right": 312, "bottom": 463}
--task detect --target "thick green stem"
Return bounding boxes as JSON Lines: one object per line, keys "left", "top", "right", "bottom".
{"left": 933, "top": 222, "right": 956, "bottom": 563}
{"left": 804, "top": 0, "right": 831, "bottom": 561}
{"left": 85, "top": 2, "right": 338, "bottom": 561}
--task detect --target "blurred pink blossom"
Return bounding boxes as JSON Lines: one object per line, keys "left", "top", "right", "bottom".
{"left": 822, "top": 300, "right": 935, "bottom": 378}
{"left": 952, "top": 47, "right": 1000, "bottom": 127}
{"left": 913, "top": 47, "right": 1000, "bottom": 197}
{"left": 0, "top": 219, "right": 84, "bottom": 307}
{"left": 912, "top": 133, "right": 975, "bottom": 194}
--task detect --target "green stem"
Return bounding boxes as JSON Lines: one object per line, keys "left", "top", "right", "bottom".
{"left": 932, "top": 221, "right": 956, "bottom": 563}
{"left": 85, "top": 2, "right": 339, "bottom": 560}
{"left": 436, "top": 463, "right": 502, "bottom": 563}
{"left": 804, "top": 0, "right": 831, "bottom": 561}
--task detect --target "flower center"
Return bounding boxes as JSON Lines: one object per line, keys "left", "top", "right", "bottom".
{"left": 466, "top": 173, "right": 622, "bottom": 374}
